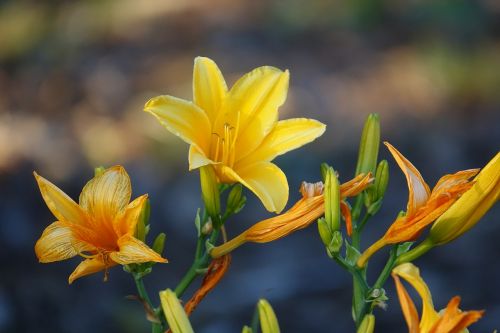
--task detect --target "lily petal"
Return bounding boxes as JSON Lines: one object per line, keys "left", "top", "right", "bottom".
{"left": 193, "top": 56, "right": 227, "bottom": 124}
{"left": 217, "top": 66, "right": 289, "bottom": 160}
{"left": 34, "top": 172, "right": 87, "bottom": 225}
{"left": 35, "top": 221, "right": 78, "bottom": 263}
{"left": 79, "top": 166, "right": 131, "bottom": 224}
{"left": 392, "top": 263, "right": 440, "bottom": 332}
{"left": 392, "top": 273, "right": 420, "bottom": 333}
{"left": 188, "top": 145, "right": 216, "bottom": 170}
{"left": 113, "top": 194, "right": 148, "bottom": 237}
{"left": 236, "top": 118, "right": 326, "bottom": 166}
{"left": 222, "top": 162, "right": 288, "bottom": 213}
{"left": 429, "top": 296, "right": 483, "bottom": 333}
{"left": 144, "top": 95, "right": 211, "bottom": 154}
{"left": 69, "top": 257, "right": 111, "bottom": 284}
{"left": 385, "top": 142, "right": 431, "bottom": 216}
{"left": 109, "top": 235, "right": 167, "bottom": 265}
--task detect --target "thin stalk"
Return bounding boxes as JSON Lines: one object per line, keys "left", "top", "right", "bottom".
{"left": 372, "top": 246, "right": 398, "bottom": 291}
{"left": 251, "top": 304, "right": 260, "bottom": 332}
{"left": 134, "top": 274, "right": 163, "bottom": 332}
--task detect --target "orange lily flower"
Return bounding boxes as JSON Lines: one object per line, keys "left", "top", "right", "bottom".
{"left": 34, "top": 166, "right": 167, "bottom": 284}
{"left": 357, "top": 143, "right": 478, "bottom": 267}
{"left": 392, "top": 263, "right": 483, "bottom": 333}
{"left": 210, "top": 173, "right": 372, "bottom": 258}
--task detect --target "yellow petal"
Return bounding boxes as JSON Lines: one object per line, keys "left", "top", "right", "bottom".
{"left": 236, "top": 118, "right": 326, "bottom": 166}
{"left": 113, "top": 194, "right": 148, "bottom": 237}
{"left": 193, "top": 56, "right": 227, "bottom": 124}
{"left": 392, "top": 273, "right": 420, "bottom": 333}
{"left": 109, "top": 235, "right": 167, "bottom": 265}
{"left": 35, "top": 221, "right": 78, "bottom": 262}
{"left": 222, "top": 162, "right": 288, "bottom": 213}
{"left": 430, "top": 152, "right": 500, "bottom": 245}
{"left": 144, "top": 95, "right": 211, "bottom": 154}
{"left": 385, "top": 142, "right": 431, "bottom": 216}
{"left": 216, "top": 66, "right": 289, "bottom": 160}
{"left": 79, "top": 166, "right": 131, "bottom": 224}
{"left": 159, "top": 289, "right": 194, "bottom": 333}
{"left": 188, "top": 145, "right": 216, "bottom": 170}
{"left": 34, "top": 172, "right": 87, "bottom": 225}
{"left": 69, "top": 257, "right": 111, "bottom": 284}
{"left": 392, "top": 263, "right": 440, "bottom": 332}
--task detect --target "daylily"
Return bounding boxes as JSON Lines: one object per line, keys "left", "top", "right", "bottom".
{"left": 210, "top": 173, "right": 372, "bottom": 258}
{"left": 144, "top": 57, "right": 326, "bottom": 213}
{"left": 429, "top": 152, "right": 500, "bottom": 245}
{"left": 392, "top": 263, "right": 483, "bottom": 333}
{"left": 357, "top": 142, "right": 478, "bottom": 267}
{"left": 34, "top": 166, "right": 167, "bottom": 284}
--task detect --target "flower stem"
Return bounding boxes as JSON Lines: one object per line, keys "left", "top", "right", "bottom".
{"left": 395, "top": 238, "right": 434, "bottom": 265}
{"left": 133, "top": 274, "right": 163, "bottom": 333}
{"left": 372, "top": 246, "right": 397, "bottom": 291}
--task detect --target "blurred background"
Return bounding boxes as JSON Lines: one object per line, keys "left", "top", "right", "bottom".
{"left": 1, "top": 0, "right": 499, "bottom": 332}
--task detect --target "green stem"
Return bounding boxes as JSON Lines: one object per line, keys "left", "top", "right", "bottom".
{"left": 174, "top": 230, "right": 220, "bottom": 298}
{"left": 372, "top": 246, "right": 398, "bottom": 291}
{"left": 352, "top": 213, "right": 371, "bottom": 249}
{"left": 134, "top": 274, "right": 163, "bottom": 332}
{"left": 395, "top": 238, "right": 434, "bottom": 265}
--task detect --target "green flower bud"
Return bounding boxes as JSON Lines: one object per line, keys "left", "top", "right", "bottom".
{"left": 320, "top": 162, "right": 330, "bottom": 182}
{"left": 374, "top": 159, "right": 389, "bottom": 200}
{"left": 328, "top": 230, "right": 343, "bottom": 255}
{"left": 355, "top": 113, "right": 380, "bottom": 176}
{"left": 357, "top": 314, "right": 375, "bottom": 333}
{"left": 136, "top": 198, "right": 150, "bottom": 242}
{"left": 152, "top": 232, "right": 166, "bottom": 255}
{"left": 159, "top": 289, "right": 194, "bottom": 333}
{"left": 324, "top": 166, "right": 341, "bottom": 232}
{"left": 242, "top": 326, "right": 253, "bottom": 333}
{"left": 317, "top": 217, "right": 332, "bottom": 247}
{"left": 94, "top": 166, "right": 106, "bottom": 177}
{"left": 258, "top": 299, "right": 280, "bottom": 333}
{"left": 227, "top": 184, "right": 246, "bottom": 214}
{"left": 200, "top": 165, "right": 220, "bottom": 223}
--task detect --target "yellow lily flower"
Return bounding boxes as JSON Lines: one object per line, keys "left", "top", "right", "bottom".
{"left": 210, "top": 173, "right": 372, "bottom": 258}
{"left": 357, "top": 143, "right": 478, "bottom": 267}
{"left": 392, "top": 263, "right": 483, "bottom": 333}
{"left": 429, "top": 152, "right": 500, "bottom": 245}
{"left": 144, "top": 57, "right": 326, "bottom": 213}
{"left": 34, "top": 166, "right": 167, "bottom": 284}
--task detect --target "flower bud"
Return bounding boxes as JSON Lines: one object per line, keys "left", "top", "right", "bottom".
{"left": 200, "top": 165, "right": 220, "bottom": 223}
{"left": 320, "top": 162, "right": 330, "bottom": 181}
{"left": 202, "top": 218, "right": 213, "bottom": 235}
{"left": 136, "top": 198, "right": 150, "bottom": 242}
{"left": 357, "top": 314, "right": 375, "bottom": 333}
{"left": 152, "top": 232, "right": 166, "bottom": 256}
{"left": 374, "top": 159, "right": 389, "bottom": 199}
{"left": 324, "top": 166, "right": 341, "bottom": 232}
{"left": 355, "top": 113, "right": 380, "bottom": 176}
{"left": 242, "top": 326, "right": 253, "bottom": 333}
{"left": 159, "top": 289, "right": 194, "bottom": 333}
{"left": 258, "top": 299, "right": 280, "bottom": 333}
{"left": 317, "top": 217, "right": 332, "bottom": 247}
{"left": 227, "top": 184, "right": 246, "bottom": 214}
{"left": 94, "top": 166, "right": 106, "bottom": 177}
{"left": 429, "top": 152, "right": 500, "bottom": 245}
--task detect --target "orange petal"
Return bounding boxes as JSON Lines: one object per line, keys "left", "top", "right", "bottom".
{"left": 79, "top": 166, "right": 131, "bottom": 224}
{"left": 34, "top": 172, "right": 87, "bottom": 225}
{"left": 35, "top": 221, "right": 78, "bottom": 263}
{"left": 109, "top": 235, "right": 167, "bottom": 265}
{"left": 69, "top": 257, "right": 112, "bottom": 284}
{"left": 392, "top": 273, "right": 420, "bottom": 333}
{"left": 429, "top": 296, "right": 484, "bottom": 333}
{"left": 385, "top": 142, "right": 430, "bottom": 216}
{"left": 113, "top": 194, "right": 148, "bottom": 237}
{"left": 340, "top": 200, "right": 353, "bottom": 236}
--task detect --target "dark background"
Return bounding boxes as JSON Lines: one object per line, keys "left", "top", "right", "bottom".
{"left": 0, "top": 0, "right": 499, "bottom": 332}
